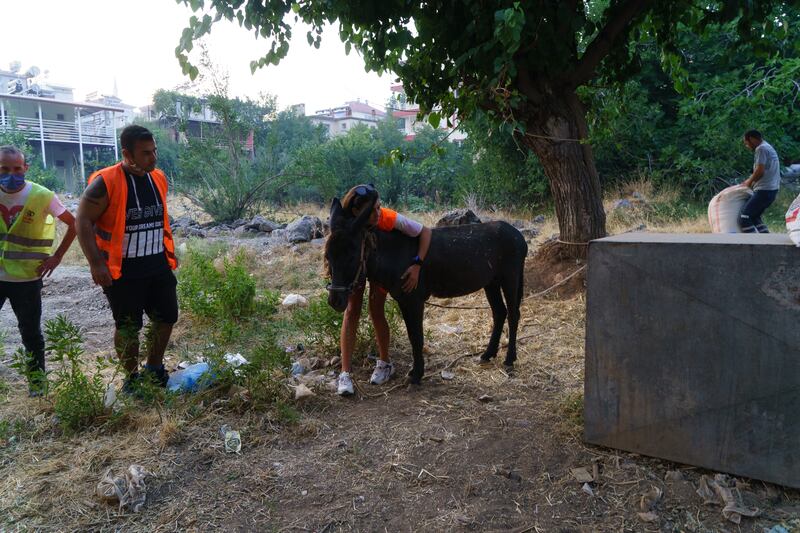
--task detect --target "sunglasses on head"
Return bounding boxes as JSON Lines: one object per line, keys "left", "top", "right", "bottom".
{"left": 354, "top": 184, "right": 376, "bottom": 197}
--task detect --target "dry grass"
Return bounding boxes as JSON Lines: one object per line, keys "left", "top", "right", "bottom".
{"left": 4, "top": 189, "right": 798, "bottom": 531}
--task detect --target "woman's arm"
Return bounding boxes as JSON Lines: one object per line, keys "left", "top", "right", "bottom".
{"left": 401, "top": 225, "right": 431, "bottom": 293}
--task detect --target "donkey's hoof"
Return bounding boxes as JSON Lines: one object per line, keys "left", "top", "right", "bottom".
{"left": 502, "top": 363, "right": 515, "bottom": 375}
{"left": 475, "top": 355, "right": 494, "bottom": 367}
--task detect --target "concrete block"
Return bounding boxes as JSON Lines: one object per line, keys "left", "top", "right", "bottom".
{"left": 584, "top": 233, "right": 800, "bottom": 488}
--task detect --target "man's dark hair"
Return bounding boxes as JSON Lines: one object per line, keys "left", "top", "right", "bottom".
{"left": 120, "top": 125, "right": 154, "bottom": 153}
{"left": 744, "top": 129, "right": 763, "bottom": 141}
{"left": 0, "top": 145, "right": 26, "bottom": 162}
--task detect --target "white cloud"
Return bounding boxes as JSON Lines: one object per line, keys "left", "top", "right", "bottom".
{"left": 4, "top": 0, "right": 395, "bottom": 111}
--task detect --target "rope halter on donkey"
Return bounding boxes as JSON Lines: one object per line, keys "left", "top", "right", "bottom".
{"left": 325, "top": 231, "right": 371, "bottom": 295}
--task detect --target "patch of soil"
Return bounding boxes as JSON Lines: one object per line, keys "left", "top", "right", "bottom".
{"left": 525, "top": 239, "right": 587, "bottom": 299}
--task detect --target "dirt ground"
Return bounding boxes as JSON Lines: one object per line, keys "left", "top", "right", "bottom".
{"left": 1, "top": 215, "right": 799, "bottom": 532}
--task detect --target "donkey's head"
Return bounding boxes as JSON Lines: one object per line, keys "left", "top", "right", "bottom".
{"left": 325, "top": 196, "right": 376, "bottom": 312}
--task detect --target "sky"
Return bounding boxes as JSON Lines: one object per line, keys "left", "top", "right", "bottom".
{"left": 4, "top": 0, "right": 395, "bottom": 113}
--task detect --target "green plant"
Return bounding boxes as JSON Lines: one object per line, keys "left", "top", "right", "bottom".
{"left": 178, "top": 248, "right": 258, "bottom": 320}
{"left": 38, "top": 316, "right": 109, "bottom": 433}
{"left": 291, "top": 292, "right": 403, "bottom": 359}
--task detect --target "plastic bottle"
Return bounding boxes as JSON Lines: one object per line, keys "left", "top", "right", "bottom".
{"left": 167, "top": 362, "right": 212, "bottom": 392}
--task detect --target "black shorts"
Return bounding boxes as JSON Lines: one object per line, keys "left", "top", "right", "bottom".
{"left": 103, "top": 269, "right": 179, "bottom": 331}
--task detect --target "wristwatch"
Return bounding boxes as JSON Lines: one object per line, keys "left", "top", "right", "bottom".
{"left": 412, "top": 255, "right": 424, "bottom": 266}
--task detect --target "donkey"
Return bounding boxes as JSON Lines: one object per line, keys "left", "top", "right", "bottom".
{"left": 325, "top": 198, "right": 528, "bottom": 384}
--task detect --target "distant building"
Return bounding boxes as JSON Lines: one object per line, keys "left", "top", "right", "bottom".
{"left": 309, "top": 100, "right": 386, "bottom": 137}
{"left": 0, "top": 65, "right": 123, "bottom": 191}
{"left": 388, "top": 84, "right": 466, "bottom": 143}
{"left": 139, "top": 97, "right": 222, "bottom": 144}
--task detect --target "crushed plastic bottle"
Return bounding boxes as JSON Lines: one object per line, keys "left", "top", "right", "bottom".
{"left": 167, "top": 362, "right": 212, "bottom": 392}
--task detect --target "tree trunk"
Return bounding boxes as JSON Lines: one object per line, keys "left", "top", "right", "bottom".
{"left": 520, "top": 91, "right": 606, "bottom": 259}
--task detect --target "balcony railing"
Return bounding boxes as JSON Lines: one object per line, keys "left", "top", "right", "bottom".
{"left": 1, "top": 116, "right": 115, "bottom": 146}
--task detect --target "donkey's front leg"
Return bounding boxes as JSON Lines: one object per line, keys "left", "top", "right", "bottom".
{"left": 399, "top": 300, "right": 425, "bottom": 384}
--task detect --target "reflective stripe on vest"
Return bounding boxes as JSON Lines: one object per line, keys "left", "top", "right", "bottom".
{"left": 88, "top": 163, "right": 177, "bottom": 280}
{"left": 0, "top": 182, "right": 56, "bottom": 279}
{"left": 0, "top": 233, "right": 54, "bottom": 247}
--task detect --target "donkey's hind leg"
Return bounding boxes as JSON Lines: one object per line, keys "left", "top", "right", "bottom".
{"left": 480, "top": 281, "right": 507, "bottom": 362}
{"left": 500, "top": 270, "right": 523, "bottom": 367}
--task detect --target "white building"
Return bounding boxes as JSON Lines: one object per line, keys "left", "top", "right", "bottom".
{"left": 388, "top": 84, "right": 467, "bottom": 143}
{"left": 309, "top": 100, "right": 386, "bottom": 137}
{"left": 0, "top": 65, "right": 123, "bottom": 191}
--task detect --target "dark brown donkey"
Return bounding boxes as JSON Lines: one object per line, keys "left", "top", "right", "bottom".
{"left": 325, "top": 198, "right": 528, "bottom": 384}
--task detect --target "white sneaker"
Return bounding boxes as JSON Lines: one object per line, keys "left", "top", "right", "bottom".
{"left": 337, "top": 372, "right": 354, "bottom": 396}
{"left": 370, "top": 360, "right": 395, "bottom": 385}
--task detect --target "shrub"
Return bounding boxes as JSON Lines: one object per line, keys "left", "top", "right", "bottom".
{"left": 178, "top": 248, "right": 258, "bottom": 320}
{"left": 11, "top": 315, "right": 110, "bottom": 434}
{"left": 292, "top": 292, "right": 403, "bottom": 359}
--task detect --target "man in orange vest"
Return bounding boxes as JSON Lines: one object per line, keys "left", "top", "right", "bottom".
{"left": 76, "top": 125, "right": 178, "bottom": 394}
{"left": 0, "top": 145, "right": 76, "bottom": 395}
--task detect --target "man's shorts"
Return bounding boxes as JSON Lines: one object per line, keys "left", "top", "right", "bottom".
{"left": 103, "top": 269, "right": 179, "bottom": 330}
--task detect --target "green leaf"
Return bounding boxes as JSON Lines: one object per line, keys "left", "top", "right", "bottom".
{"left": 428, "top": 112, "right": 441, "bottom": 129}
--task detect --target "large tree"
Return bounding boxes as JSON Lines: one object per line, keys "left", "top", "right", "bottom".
{"left": 175, "top": 0, "right": 791, "bottom": 255}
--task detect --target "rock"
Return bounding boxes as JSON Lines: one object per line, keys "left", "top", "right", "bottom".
{"left": 231, "top": 218, "right": 248, "bottom": 228}
{"left": 245, "top": 215, "right": 280, "bottom": 233}
{"left": 533, "top": 214, "right": 546, "bottom": 224}
{"left": 441, "top": 370, "right": 455, "bottom": 380}
{"left": 664, "top": 470, "right": 685, "bottom": 482}
{"left": 282, "top": 294, "right": 308, "bottom": 307}
{"left": 436, "top": 209, "right": 482, "bottom": 227}
{"left": 286, "top": 216, "right": 324, "bottom": 243}
{"left": 310, "top": 237, "right": 326, "bottom": 247}
{"left": 520, "top": 227, "right": 539, "bottom": 239}
{"left": 171, "top": 216, "right": 199, "bottom": 229}
{"left": 179, "top": 227, "right": 207, "bottom": 238}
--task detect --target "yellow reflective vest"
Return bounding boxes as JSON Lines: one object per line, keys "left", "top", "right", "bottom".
{"left": 0, "top": 182, "right": 56, "bottom": 279}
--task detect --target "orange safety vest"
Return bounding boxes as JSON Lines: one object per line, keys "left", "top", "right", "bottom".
{"left": 376, "top": 207, "right": 397, "bottom": 232}
{"left": 88, "top": 163, "right": 176, "bottom": 280}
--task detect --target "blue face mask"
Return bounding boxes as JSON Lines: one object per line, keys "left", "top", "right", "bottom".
{"left": 0, "top": 173, "right": 25, "bottom": 191}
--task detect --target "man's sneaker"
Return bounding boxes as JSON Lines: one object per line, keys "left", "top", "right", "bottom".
{"left": 337, "top": 372, "right": 354, "bottom": 396}
{"left": 121, "top": 372, "right": 143, "bottom": 396}
{"left": 369, "top": 360, "right": 395, "bottom": 385}
{"left": 142, "top": 364, "right": 169, "bottom": 388}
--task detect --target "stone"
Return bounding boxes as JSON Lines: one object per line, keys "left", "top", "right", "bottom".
{"left": 533, "top": 214, "right": 546, "bottom": 224}
{"left": 286, "top": 215, "right": 324, "bottom": 243}
{"left": 171, "top": 216, "right": 199, "bottom": 229}
{"left": 179, "top": 226, "right": 207, "bottom": 238}
{"left": 436, "top": 209, "right": 481, "bottom": 227}
{"left": 520, "top": 227, "right": 540, "bottom": 239}
{"left": 245, "top": 215, "right": 280, "bottom": 233}
{"left": 584, "top": 232, "right": 800, "bottom": 488}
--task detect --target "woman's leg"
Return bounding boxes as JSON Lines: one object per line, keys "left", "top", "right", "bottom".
{"left": 340, "top": 285, "right": 365, "bottom": 373}
{"left": 368, "top": 283, "right": 390, "bottom": 363}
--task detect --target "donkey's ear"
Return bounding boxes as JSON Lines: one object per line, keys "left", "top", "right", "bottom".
{"left": 330, "top": 197, "right": 343, "bottom": 216}
{"left": 329, "top": 197, "right": 345, "bottom": 229}
{"left": 353, "top": 196, "right": 376, "bottom": 228}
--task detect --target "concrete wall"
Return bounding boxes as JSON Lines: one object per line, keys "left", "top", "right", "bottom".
{"left": 584, "top": 233, "right": 800, "bottom": 488}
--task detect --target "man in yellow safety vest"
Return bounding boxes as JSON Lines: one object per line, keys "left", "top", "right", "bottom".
{"left": 0, "top": 145, "right": 76, "bottom": 395}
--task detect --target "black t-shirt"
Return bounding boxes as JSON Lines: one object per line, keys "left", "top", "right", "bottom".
{"left": 120, "top": 172, "right": 169, "bottom": 279}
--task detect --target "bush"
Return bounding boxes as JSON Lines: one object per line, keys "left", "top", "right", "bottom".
{"left": 11, "top": 315, "right": 110, "bottom": 434}
{"left": 292, "top": 292, "right": 403, "bottom": 359}
{"left": 178, "top": 248, "right": 261, "bottom": 321}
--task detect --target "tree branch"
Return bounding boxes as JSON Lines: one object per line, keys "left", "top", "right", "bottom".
{"left": 569, "top": 0, "right": 652, "bottom": 87}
